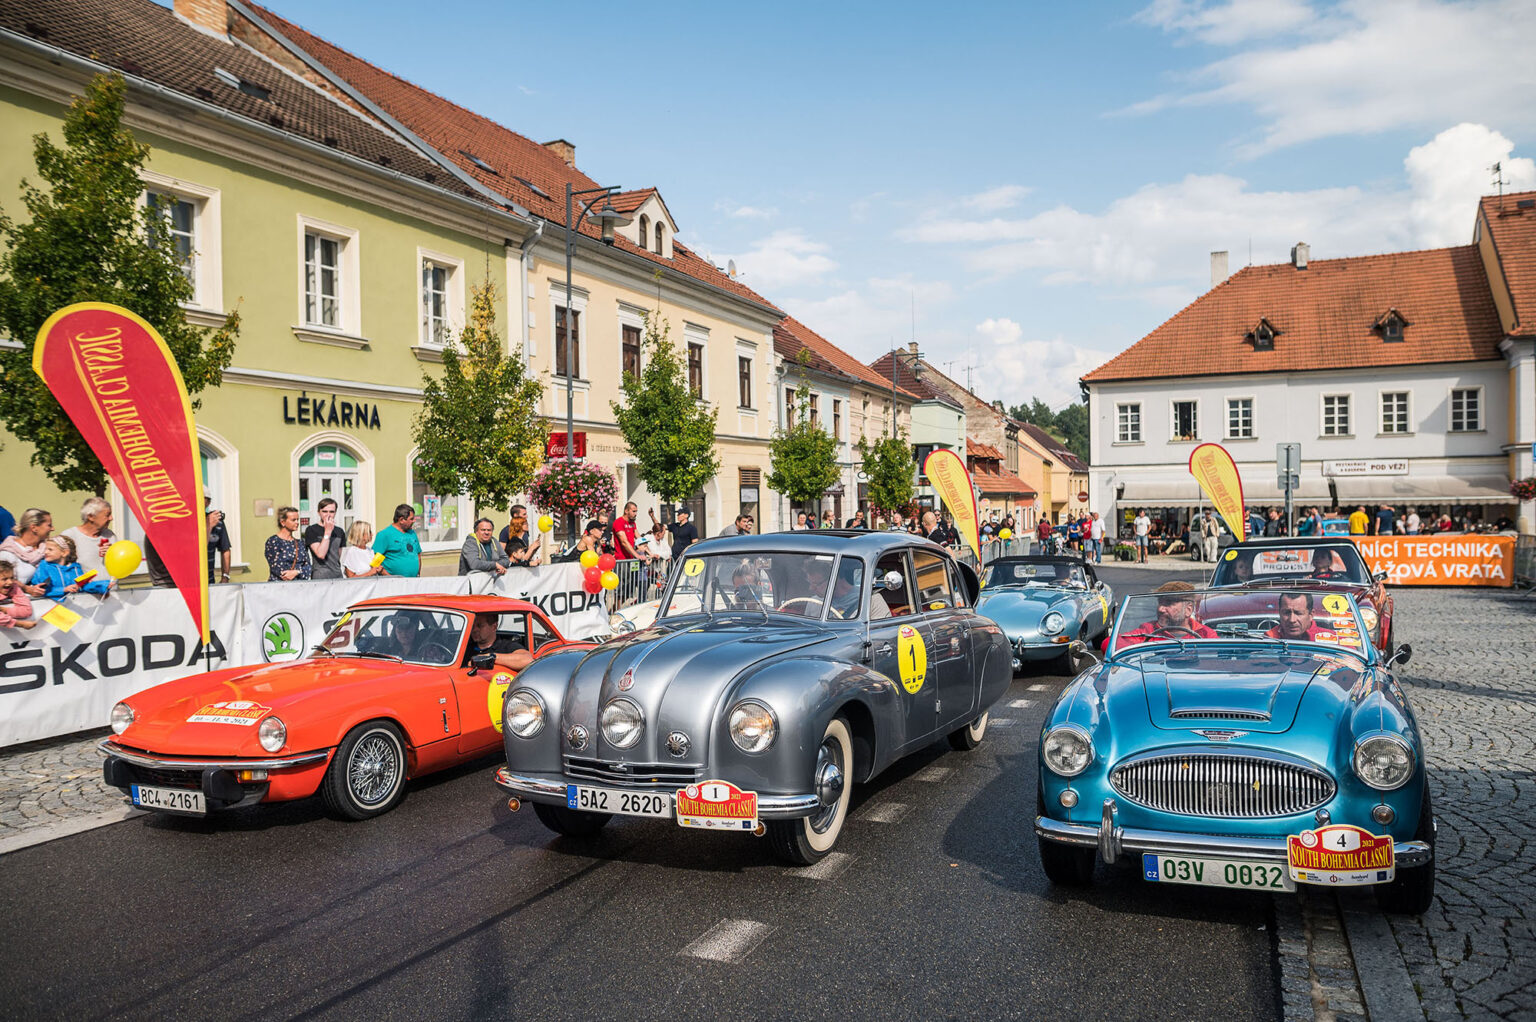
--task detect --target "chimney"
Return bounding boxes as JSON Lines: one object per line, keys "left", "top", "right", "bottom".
{"left": 1291, "top": 242, "right": 1310, "bottom": 270}
{"left": 907, "top": 341, "right": 919, "bottom": 355}
{"left": 542, "top": 139, "right": 576, "bottom": 167}
{"left": 174, "top": 0, "right": 229, "bottom": 36}
{"left": 1210, "top": 250, "right": 1229, "bottom": 288}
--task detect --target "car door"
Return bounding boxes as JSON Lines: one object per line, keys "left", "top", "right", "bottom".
{"left": 1077, "top": 563, "right": 1112, "bottom": 636}
{"left": 911, "top": 548, "right": 972, "bottom": 732}
{"left": 453, "top": 611, "right": 526, "bottom": 755}
{"left": 865, "top": 550, "right": 939, "bottom": 748}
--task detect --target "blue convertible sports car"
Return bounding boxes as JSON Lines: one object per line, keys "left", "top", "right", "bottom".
{"left": 975, "top": 557, "right": 1115, "bottom": 670}
{"left": 1035, "top": 585, "right": 1434, "bottom": 914}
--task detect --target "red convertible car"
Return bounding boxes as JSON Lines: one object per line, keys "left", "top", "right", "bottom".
{"left": 101, "top": 595, "right": 590, "bottom": 820}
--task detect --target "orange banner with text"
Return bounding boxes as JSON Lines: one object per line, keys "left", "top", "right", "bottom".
{"left": 1188, "top": 442, "right": 1246, "bottom": 542}
{"left": 923, "top": 449, "right": 982, "bottom": 561}
{"left": 34, "top": 304, "right": 209, "bottom": 639}
{"left": 1351, "top": 535, "right": 1515, "bottom": 588}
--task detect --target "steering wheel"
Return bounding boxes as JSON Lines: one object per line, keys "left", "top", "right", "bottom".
{"left": 1311, "top": 570, "right": 1345, "bottom": 579}
{"left": 777, "top": 596, "right": 825, "bottom": 617}
{"left": 416, "top": 641, "right": 455, "bottom": 663}
{"left": 1150, "top": 625, "right": 1202, "bottom": 637}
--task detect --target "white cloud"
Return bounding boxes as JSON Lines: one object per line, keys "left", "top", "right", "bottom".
{"left": 721, "top": 230, "right": 837, "bottom": 290}
{"left": 1134, "top": 0, "right": 1317, "bottom": 46}
{"left": 1406, "top": 124, "right": 1536, "bottom": 246}
{"left": 961, "top": 185, "right": 1031, "bottom": 213}
{"left": 1129, "top": 0, "right": 1536, "bottom": 156}
{"left": 974, "top": 319, "right": 1112, "bottom": 410}
{"left": 715, "top": 201, "right": 779, "bottom": 220}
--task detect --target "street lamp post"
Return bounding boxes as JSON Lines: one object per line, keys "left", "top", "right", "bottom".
{"left": 561, "top": 182, "right": 631, "bottom": 538}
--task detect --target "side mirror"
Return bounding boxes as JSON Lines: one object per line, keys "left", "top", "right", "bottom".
{"left": 881, "top": 571, "right": 904, "bottom": 591}
{"left": 468, "top": 652, "right": 496, "bottom": 675}
{"left": 1373, "top": 570, "right": 1389, "bottom": 583}
{"left": 1067, "top": 639, "right": 1101, "bottom": 674}
{"left": 1386, "top": 643, "right": 1411, "bottom": 668}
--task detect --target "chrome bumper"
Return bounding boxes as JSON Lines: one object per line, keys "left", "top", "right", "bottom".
{"left": 493, "top": 767, "right": 822, "bottom": 819}
{"left": 1035, "top": 798, "right": 1433, "bottom": 868}
{"left": 99, "top": 739, "right": 330, "bottom": 772}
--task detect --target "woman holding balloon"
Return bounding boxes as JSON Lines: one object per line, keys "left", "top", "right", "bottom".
{"left": 574, "top": 520, "right": 621, "bottom": 596}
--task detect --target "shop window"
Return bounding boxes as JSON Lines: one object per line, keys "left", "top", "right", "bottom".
{"left": 411, "top": 457, "right": 467, "bottom": 549}
{"left": 739, "top": 468, "right": 761, "bottom": 524}
{"left": 298, "top": 443, "right": 360, "bottom": 531}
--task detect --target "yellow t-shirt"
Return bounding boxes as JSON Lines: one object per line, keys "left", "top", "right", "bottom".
{"left": 1348, "top": 510, "right": 1369, "bottom": 535}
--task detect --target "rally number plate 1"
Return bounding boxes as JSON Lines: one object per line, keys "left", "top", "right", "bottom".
{"left": 130, "top": 784, "right": 206, "bottom": 815}
{"left": 1143, "top": 853, "right": 1296, "bottom": 892}
{"left": 565, "top": 784, "right": 671, "bottom": 818}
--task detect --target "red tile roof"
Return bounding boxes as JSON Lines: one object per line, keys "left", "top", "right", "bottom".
{"left": 966, "top": 439, "right": 1004, "bottom": 460}
{"left": 1480, "top": 190, "right": 1536, "bottom": 337}
{"left": 1016, "top": 421, "right": 1088, "bottom": 473}
{"left": 973, "top": 464, "right": 1036, "bottom": 498}
{"left": 244, "top": 3, "right": 777, "bottom": 314}
{"left": 775, "top": 317, "right": 922, "bottom": 399}
{"left": 1083, "top": 245, "right": 1504, "bottom": 383}
{"left": 867, "top": 351, "right": 964, "bottom": 408}
{"left": 609, "top": 188, "right": 659, "bottom": 216}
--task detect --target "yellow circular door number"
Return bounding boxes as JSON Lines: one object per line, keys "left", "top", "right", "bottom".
{"left": 897, "top": 624, "right": 928, "bottom": 694}
{"left": 1321, "top": 594, "right": 1349, "bottom": 616}
{"left": 487, "top": 672, "right": 514, "bottom": 732}
{"left": 683, "top": 558, "right": 705, "bottom": 577}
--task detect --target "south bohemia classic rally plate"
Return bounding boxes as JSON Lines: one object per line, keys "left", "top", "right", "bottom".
{"left": 1287, "top": 823, "right": 1396, "bottom": 886}
{"left": 675, "top": 780, "right": 758, "bottom": 831}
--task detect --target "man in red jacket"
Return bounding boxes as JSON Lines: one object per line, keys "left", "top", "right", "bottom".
{"left": 1115, "top": 581, "right": 1218, "bottom": 649}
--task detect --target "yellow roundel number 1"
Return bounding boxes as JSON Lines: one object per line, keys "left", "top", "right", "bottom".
{"left": 897, "top": 625, "right": 928, "bottom": 694}
{"left": 487, "top": 672, "right": 514, "bottom": 733}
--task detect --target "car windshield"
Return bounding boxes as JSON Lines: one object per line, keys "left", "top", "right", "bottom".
{"left": 316, "top": 607, "right": 466, "bottom": 666}
{"left": 1111, "top": 588, "right": 1367, "bottom": 654}
{"left": 663, "top": 552, "right": 857, "bottom": 620}
{"left": 985, "top": 561, "right": 1086, "bottom": 588}
{"left": 1209, "top": 544, "right": 1371, "bottom": 586}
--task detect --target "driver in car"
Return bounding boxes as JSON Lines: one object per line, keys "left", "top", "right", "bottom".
{"left": 1265, "top": 593, "right": 1337, "bottom": 642}
{"left": 387, "top": 613, "right": 423, "bottom": 659}
{"left": 1230, "top": 555, "right": 1254, "bottom": 583}
{"left": 1114, "top": 581, "right": 1217, "bottom": 649}
{"left": 1309, "top": 548, "right": 1341, "bottom": 577}
{"left": 462, "top": 612, "right": 533, "bottom": 672}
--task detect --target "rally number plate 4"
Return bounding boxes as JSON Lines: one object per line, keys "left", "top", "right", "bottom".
{"left": 565, "top": 784, "right": 671, "bottom": 818}
{"left": 1143, "top": 853, "right": 1296, "bottom": 892}
{"left": 130, "top": 784, "right": 206, "bottom": 815}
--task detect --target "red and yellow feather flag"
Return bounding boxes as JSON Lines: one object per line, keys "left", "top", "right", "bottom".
{"left": 1188, "top": 442, "right": 1246, "bottom": 542}
{"left": 34, "top": 303, "right": 209, "bottom": 641}
{"left": 923, "top": 449, "right": 981, "bottom": 560}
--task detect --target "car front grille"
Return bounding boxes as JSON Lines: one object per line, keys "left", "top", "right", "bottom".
{"left": 131, "top": 766, "right": 203, "bottom": 791}
{"left": 1169, "top": 708, "right": 1271, "bottom": 721}
{"left": 563, "top": 757, "right": 701, "bottom": 787}
{"left": 1110, "top": 752, "right": 1334, "bottom": 818}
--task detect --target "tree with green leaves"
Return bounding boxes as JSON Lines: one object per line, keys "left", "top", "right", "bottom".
{"left": 612, "top": 314, "right": 720, "bottom": 505}
{"left": 857, "top": 431, "right": 917, "bottom": 515}
{"left": 767, "top": 380, "right": 841, "bottom": 510}
{"left": 0, "top": 72, "right": 239, "bottom": 496}
{"left": 1007, "top": 396, "right": 1090, "bottom": 464}
{"left": 412, "top": 280, "right": 545, "bottom": 512}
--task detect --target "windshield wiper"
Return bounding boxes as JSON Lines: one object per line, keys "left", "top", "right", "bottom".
{"left": 308, "top": 644, "right": 336, "bottom": 658}
{"left": 351, "top": 650, "right": 403, "bottom": 662}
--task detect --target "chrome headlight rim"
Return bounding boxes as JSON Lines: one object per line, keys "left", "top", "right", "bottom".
{"left": 110, "top": 701, "right": 134, "bottom": 735}
{"left": 1042, "top": 724, "right": 1094, "bottom": 777}
{"left": 600, "top": 697, "right": 644, "bottom": 750}
{"left": 1041, "top": 611, "right": 1066, "bottom": 635}
{"left": 1352, "top": 733, "right": 1414, "bottom": 791}
{"left": 257, "top": 715, "right": 287, "bottom": 754}
{"left": 1359, "top": 606, "right": 1380, "bottom": 633}
{"left": 727, "top": 699, "right": 778, "bottom": 754}
{"left": 506, "top": 688, "right": 547, "bottom": 739}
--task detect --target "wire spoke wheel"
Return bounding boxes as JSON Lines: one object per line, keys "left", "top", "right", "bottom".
{"left": 348, "top": 733, "right": 401, "bottom": 805}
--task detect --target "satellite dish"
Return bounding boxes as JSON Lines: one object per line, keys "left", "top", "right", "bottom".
{"left": 728, "top": 259, "right": 738, "bottom": 279}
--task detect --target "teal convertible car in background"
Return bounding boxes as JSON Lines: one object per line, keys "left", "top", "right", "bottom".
{"left": 974, "top": 556, "right": 1115, "bottom": 670}
{"left": 1035, "top": 586, "right": 1434, "bottom": 914}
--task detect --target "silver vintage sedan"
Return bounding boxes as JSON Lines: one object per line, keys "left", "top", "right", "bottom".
{"left": 493, "top": 531, "right": 1013, "bottom": 863}
{"left": 975, "top": 556, "right": 1116, "bottom": 670}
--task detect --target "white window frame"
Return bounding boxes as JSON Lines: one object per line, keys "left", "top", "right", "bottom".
{"left": 1116, "top": 402, "right": 1142, "bottom": 443}
{"left": 1449, "top": 386, "right": 1483, "bottom": 432}
{"left": 296, "top": 215, "right": 361, "bottom": 337}
{"left": 1225, "top": 396, "right": 1254, "bottom": 440}
{"left": 547, "top": 282, "right": 589, "bottom": 385}
{"left": 618, "top": 302, "right": 647, "bottom": 383}
{"left": 1320, "top": 393, "right": 1353, "bottom": 437}
{"left": 416, "top": 247, "right": 465, "bottom": 351}
{"left": 140, "top": 171, "right": 223, "bottom": 318}
{"left": 684, "top": 323, "right": 709, "bottom": 402}
{"left": 406, "top": 447, "right": 472, "bottom": 553}
{"left": 1378, "top": 390, "right": 1412, "bottom": 435}
{"left": 1169, "top": 399, "right": 1199, "bottom": 442}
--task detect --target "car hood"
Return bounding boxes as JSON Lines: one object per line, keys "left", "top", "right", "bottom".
{"left": 976, "top": 587, "right": 1074, "bottom": 622}
{"left": 567, "top": 618, "right": 838, "bottom": 762}
{"left": 1115, "top": 647, "right": 1360, "bottom": 734}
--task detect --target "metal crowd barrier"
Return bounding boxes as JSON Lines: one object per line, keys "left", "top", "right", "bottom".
{"left": 1516, "top": 534, "right": 1535, "bottom": 594}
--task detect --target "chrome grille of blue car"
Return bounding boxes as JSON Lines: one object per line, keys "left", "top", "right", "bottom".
{"left": 1110, "top": 752, "right": 1335, "bottom": 818}
{"left": 563, "top": 757, "right": 701, "bottom": 787}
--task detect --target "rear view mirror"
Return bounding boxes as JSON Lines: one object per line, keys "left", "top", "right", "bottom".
{"left": 1373, "top": 570, "right": 1389, "bottom": 583}
{"left": 468, "top": 652, "right": 496, "bottom": 675}
{"left": 881, "top": 571, "right": 904, "bottom": 591}
{"left": 1067, "top": 639, "right": 1101, "bottom": 674}
{"left": 1387, "top": 643, "right": 1412, "bottom": 668}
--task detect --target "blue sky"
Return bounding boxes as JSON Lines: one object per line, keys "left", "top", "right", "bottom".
{"left": 254, "top": 0, "right": 1536, "bottom": 409}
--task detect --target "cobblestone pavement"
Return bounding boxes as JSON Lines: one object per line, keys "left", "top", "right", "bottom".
{"left": 0, "top": 729, "right": 123, "bottom": 840}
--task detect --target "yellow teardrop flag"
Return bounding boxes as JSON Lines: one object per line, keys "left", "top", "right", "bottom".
{"left": 1188, "top": 443, "right": 1246, "bottom": 541}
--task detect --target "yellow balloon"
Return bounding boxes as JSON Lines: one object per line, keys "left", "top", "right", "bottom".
{"left": 600, "top": 570, "right": 620, "bottom": 591}
{"left": 536, "top": 514, "right": 554, "bottom": 533}
{"left": 999, "top": 528, "right": 1012, "bottom": 540}
{"left": 580, "top": 549, "right": 599, "bottom": 570}
{"left": 103, "top": 540, "right": 143, "bottom": 579}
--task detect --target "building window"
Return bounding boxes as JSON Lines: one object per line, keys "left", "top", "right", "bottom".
{"left": 1450, "top": 387, "right": 1482, "bottom": 431}
{"left": 637, "top": 214, "right": 649, "bottom": 250}
{"left": 739, "top": 468, "right": 760, "bottom": 524}
{"left": 146, "top": 192, "right": 197, "bottom": 289}
{"left": 654, "top": 222, "right": 665, "bottom": 255}
{"left": 421, "top": 260, "right": 451, "bottom": 347}
{"left": 687, "top": 342, "right": 704, "bottom": 398}
{"left": 1227, "top": 398, "right": 1253, "bottom": 439}
{"left": 832, "top": 398, "right": 841, "bottom": 439}
{"left": 809, "top": 393, "right": 820, "bottom": 426}
{"left": 622, "top": 324, "right": 642, "bottom": 383}
{"left": 1171, "top": 400, "right": 1198, "bottom": 441}
{"left": 1322, "top": 394, "right": 1351, "bottom": 436}
{"left": 1116, "top": 402, "right": 1141, "bottom": 443}
{"left": 411, "top": 455, "right": 465, "bottom": 549}
{"left": 738, "top": 355, "right": 752, "bottom": 408}
{"left": 297, "top": 443, "right": 360, "bottom": 531}
{"left": 785, "top": 387, "right": 796, "bottom": 422}
{"left": 555, "top": 306, "right": 580, "bottom": 379}
{"left": 304, "top": 231, "right": 342, "bottom": 328}
{"left": 1380, "top": 391, "right": 1410, "bottom": 434}
{"left": 882, "top": 399, "right": 891, "bottom": 431}
{"left": 1383, "top": 319, "right": 1402, "bottom": 342}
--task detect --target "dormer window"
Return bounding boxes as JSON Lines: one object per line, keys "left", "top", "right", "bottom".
{"left": 1374, "top": 308, "right": 1409, "bottom": 342}
{"left": 638, "top": 214, "right": 649, "bottom": 250}
{"left": 654, "top": 222, "right": 665, "bottom": 256}
{"left": 1245, "top": 317, "right": 1280, "bottom": 351}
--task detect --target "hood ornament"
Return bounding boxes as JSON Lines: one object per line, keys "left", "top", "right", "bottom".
{"left": 617, "top": 669, "right": 635, "bottom": 692}
{"left": 1191, "top": 729, "right": 1248, "bottom": 742}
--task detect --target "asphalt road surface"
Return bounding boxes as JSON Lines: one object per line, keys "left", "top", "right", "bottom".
{"left": 0, "top": 564, "right": 1280, "bottom": 1022}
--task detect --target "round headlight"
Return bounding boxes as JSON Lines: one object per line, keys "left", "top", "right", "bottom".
{"left": 1042, "top": 725, "right": 1093, "bottom": 777}
{"left": 258, "top": 716, "right": 286, "bottom": 753}
{"left": 1359, "top": 607, "right": 1380, "bottom": 633}
{"left": 728, "top": 700, "right": 777, "bottom": 753}
{"left": 609, "top": 615, "right": 636, "bottom": 634}
{"left": 1354, "top": 735, "right": 1413, "bottom": 790}
{"left": 110, "top": 701, "right": 134, "bottom": 735}
{"left": 600, "top": 698, "right": 644, "bottom": 749}
{"left": 506, "top": 689, "right": 546, "bottom": 738}
{"left": 1041, "top": 612, "right": 1066, "bottom": 635}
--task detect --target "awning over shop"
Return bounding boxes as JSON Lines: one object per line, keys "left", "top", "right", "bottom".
{"left": 1120, "top": 472, "right": 1330, "bottom": 505}
{"left": 1241, "top": 476, "right": 1333, "bottom": 502}
{"left": 1118, "top": 477, "right": 1200, "bottom": 504}
{"left": 1330, "top": 475, "right": 1511, "bottom": 504}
